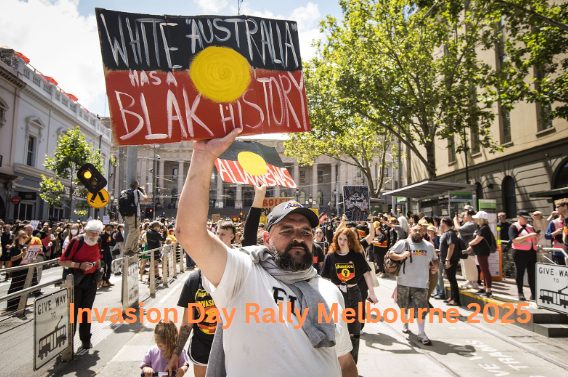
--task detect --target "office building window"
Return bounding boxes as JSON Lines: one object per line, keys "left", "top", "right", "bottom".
{"left": 26, "top": 135, "right": 36, "bottom": 166}
{"left": 448, "top": 137, "right": 456, "bottom": 163}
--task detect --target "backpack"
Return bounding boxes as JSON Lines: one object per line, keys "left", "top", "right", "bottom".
{"left": 118, "top": 189, "right": 137, "bottom": 217}
{"left": 384, "top": 240, "right": 413, "bottom": 276}
{"left": 454, "top": 232, "right": 469, "bottom": 259}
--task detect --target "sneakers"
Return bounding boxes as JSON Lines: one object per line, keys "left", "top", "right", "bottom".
{"left": 402, "top": 324, "right": 410, "bottom": 334}
{"left": 476, "top": 289, "right": 486, "bottom": 294}
{"left": 485, "top": 292, "right": 493, "bottom": 298}
{"left": 460, "top": 282, "right": 472, "bottom": 289}
{"left": 418, "top": 334, "right": 432, "bottom": 346}
{"left": 432, "top": 294, "right": 446, "bottom": 300}
{"left": 518, "top": 294, "right": 527, "bottom": 301}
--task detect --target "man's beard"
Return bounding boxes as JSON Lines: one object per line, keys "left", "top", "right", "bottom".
{"left": 411, "top": 234, "right": 423, "bottom": 243}
{"left": 274, "top": 241, "right": 313, "bottom": 271}
{"left": 84, "top": 237, "right": 99, "bottom": 246}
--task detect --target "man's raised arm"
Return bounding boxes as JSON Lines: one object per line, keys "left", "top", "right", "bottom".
{"left": 175, "top": 129, "right": 241, "bottom": 286}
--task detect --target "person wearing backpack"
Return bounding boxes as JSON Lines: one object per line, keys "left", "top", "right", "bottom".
{"left": 58, "top": 220, "right": 104, "bottom": 350}
{"left": 467, "top": 211, "right": 496, "bottom": 298}
{"left": 439, "top": 218, "right": 461, "bottom": 306}
{"left": 388, "top": 224, "right": 438, "bottom": 345}
{"left": 120, "top": 180, "right": 147, "bottom": 256}
{"left": 509, "top": 210, "right": 539, "bottom": 301}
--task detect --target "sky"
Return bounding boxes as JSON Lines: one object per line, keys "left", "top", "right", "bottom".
{"left": 1, "top": 0, "right": 342, "bottom": 116}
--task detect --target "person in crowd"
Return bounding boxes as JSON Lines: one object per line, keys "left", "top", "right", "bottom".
{"left": 369, "top": 222, "right": 389, "bottom": 276}
{"left": 439, "top": 218, "right": 460, "bottom": 306}
{"left": 312, "top": 229, "right": 326, "bottom": 274}
{"left": 216, "top": 221, "right": 237, "bottom": 248}
{"left": 454, "top": 209, "right": 479, "bottom": 290}
{"left": 62, "top": 223, "right": 79, "bottom": 253}
{"left": 142, "top": 321, "right": 189, "bottom": 377}
{"left": 397, "top": 215, "right": 409, "bottom": 240}
{"left": 146, "top": 221, "right": 166, "bottom": 282}
{"left": 531, "top": 211, "right": 547, "bottom": 246}
{"left": 99, "top": 223, "right": 115, "bottom": 287}
{"left": 388, "top": 224, "right": 438, "bottom": 345}
{"left": 123, "top": 180, "right": 147, "bottom": 255}
{"left": 176, "top": 129, "right": 357, "bottom": 377}
{"left": 321, "top": 228, "right": 378, "bottom": 363}
{"left": 59, "top": 219, "right": 104, "bottom": 350}
{"left": 6, "top": 231, "right": 29, "bottom": 311}
{"left": 553, "top": 197, "right": 568, "bottom": 262}
{"left": 545, "top": 209, "right": 566, "bottom": 265}
{"left": 23, "top": 223, "right": 44, "bottom": 295}
{"left": 168, "top": 268, "right": 216, "bottom": 377}
{"left": 509, "top": 210, "right": 539, "bottom": 301}
{"left": 468, "top": 211, "right": 495, "bottom": 298}
{"left": 497, "top": 212, "right": 510, "bottom": 242}
{"left": 428, "top": 225, "right": 445, "bottom": 300}
{"left": 1, "top": 224, "right": 14, "bottom": 275}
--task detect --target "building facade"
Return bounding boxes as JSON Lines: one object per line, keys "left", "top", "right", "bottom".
{"left": 110, "top": 137, "right": 393, "bottom": 220}
{"left": 0, "top": 48, "right": 112, "bottom": 221}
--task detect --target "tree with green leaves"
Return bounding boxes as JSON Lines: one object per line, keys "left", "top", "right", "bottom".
{"left": 487, "top": 0, "right": 568, "bottom": 121}
{"left": 285, "top": 59, "right": 396, "bottom": 198}
{"left": 304, "top": 0, "right": 509, "bottom": 180}
{"left": 40, "top": 126, "right": 104, "bottom": 217}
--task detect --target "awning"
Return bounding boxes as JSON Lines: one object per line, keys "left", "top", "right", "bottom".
{"left": 382, "top": 180, "right": 474, "bottom": 199}
{"left": 529, "top": 186, "right": 568, "bottom": 198}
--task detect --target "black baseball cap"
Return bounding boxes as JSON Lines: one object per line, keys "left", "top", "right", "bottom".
{"left": 266, "top": 201, "right": 319, "bottom": 231}
{"left": 517, "top": 210, "right": 531, "bottom": 219}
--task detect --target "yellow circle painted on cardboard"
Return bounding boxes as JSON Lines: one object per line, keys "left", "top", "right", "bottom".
{"left": 87, "top": 189, "right": 109, "bottom": 209}
{"left": 237, "top": 152, "right": 268, "bottom": 176}
{"left": 189, "top": 46, "right": 252, "bottom": 103}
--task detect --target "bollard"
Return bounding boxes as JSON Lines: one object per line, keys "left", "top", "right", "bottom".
{"left": 149, "top": 249, "right": 156, "bottom": 298}
{"left": 62, "top": 273, "right": 74, "bottom": 362}
{"left": 121, "top": 255, "right": 128, "bottom": 309}
{"left": 178, "top": 246, "right": 185, "bottom": 273}
{"left": 162, "top": 246, "right": 169, "bottom": 288}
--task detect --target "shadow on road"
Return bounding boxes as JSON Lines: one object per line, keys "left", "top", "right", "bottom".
{"left": 46, "top": 350, "right": 101, "bottom": 377}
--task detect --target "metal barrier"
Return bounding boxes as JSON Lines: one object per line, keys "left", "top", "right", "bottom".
{"left": 0, "top": 259, "right": 61, "bottom": 316}
{"left": 538, "top": 247, "right": 568, "bottom": 265}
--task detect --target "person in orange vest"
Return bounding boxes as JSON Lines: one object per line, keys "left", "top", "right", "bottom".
{"left": 509, "top": 210, "right": 539, "bottom": 301}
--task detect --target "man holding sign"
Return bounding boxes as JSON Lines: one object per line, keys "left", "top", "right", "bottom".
{"left": 176, "top": 130, "right": 357, "bottom": 377}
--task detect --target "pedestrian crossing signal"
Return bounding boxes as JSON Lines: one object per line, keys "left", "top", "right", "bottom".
{"left": 77, "top": 163, "right": 107, "bottom": 194}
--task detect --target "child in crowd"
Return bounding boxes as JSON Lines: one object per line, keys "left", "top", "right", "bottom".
{"left": 141, "top": 321, "right": 189, "bottom": 377}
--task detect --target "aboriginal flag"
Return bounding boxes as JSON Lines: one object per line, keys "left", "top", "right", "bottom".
{"left": 215, "top": 141, "right": 296, "bottom": 188}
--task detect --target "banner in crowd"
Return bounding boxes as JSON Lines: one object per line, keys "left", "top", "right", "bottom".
{"left": 342, "top": 185, "right": 370, "bottom": 221}
{"left": 215, "top": 141, "right": 296, "bottom": 188}
{"left": 96, "top": 9, "right": 310, "bottom": 146}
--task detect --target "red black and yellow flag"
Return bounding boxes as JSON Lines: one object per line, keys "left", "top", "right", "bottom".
{"left": 96, "top": 9, "right": 310, "bottom": 146}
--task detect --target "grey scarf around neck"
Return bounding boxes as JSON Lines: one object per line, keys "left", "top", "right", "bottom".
{"left": 206, "top": 246, "right": 336, "bottom": 377}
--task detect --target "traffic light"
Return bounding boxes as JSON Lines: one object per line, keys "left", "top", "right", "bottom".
{"left": 77, "top": 163, "right": 107, "bottom": 194}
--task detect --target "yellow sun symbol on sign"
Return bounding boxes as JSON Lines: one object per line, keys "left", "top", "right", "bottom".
{"left": 238, "top": 152, "right": 268, "bottom": 176}
{"left": 189, "top": 46, "right": 252, "bottom": 103}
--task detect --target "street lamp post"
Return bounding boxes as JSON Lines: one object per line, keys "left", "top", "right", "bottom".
{"left": 153, "top": 150, "right": 160, "bottom": 220}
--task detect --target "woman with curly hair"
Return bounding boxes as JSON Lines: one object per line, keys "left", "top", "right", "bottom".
{"left": 321, "top": 228, "right": 378, "bottom": 363}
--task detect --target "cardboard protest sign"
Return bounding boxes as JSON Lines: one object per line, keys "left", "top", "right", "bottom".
{"left": 215, "top": 141, "right": 296, "bottom": 188}
{"left": 342, "top": 185, "right": 370, "bottom": 221}
{"left": 95, "top": 9, "right": 310, "bottom": 146}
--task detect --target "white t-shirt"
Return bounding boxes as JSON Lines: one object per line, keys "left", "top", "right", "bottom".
{"left": 203, "top": 248, "right": 352, "bottom": 377}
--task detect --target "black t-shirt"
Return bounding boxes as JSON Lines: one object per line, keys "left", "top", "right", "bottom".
{"left": 312, "top": 243, "right": 325, "bottom": 273}
{"left": 440, "top": 230, "right": 460, "bottom": 263}
{"left": 321, "top": 250, "right": 370, "bottom": 285}
{"left": 177, "top": 270, "right": 216, "bottom": 346}
{"left": 497, "top": 221, "right": 510, "bottom": 241}
{"left": 473, "top": 225, "right": 493, "bottom": 256}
